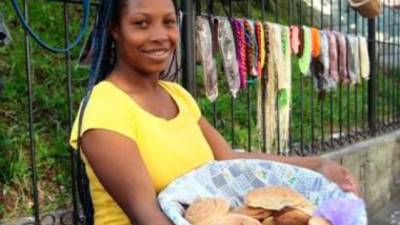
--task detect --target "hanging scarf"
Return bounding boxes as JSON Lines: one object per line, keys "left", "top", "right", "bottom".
{"left": 311, "top": 27, "right": 321, "bottom": 58}
{"left": 298, "top": 26, "right": 312, "bottom": 75}
{"left": 257, "top": 22, "right": 283, "bottom": 154}
{"left": 195, "top": 16, "right": 218, "bottom": 102}
{"left": 244, "top": 19, "right": 258, "bottom": 77}
{"left": 346, "top": 35, "right": 361, "bottom": 85}
{"left": 232, "top": 18, "right": 247, "bottom": 89}
{"left": 359, "top": 36, "right": 370, "bottom": 80}
{"left": 327, "top": 31, "right": 339, "bottom": 86}
{"left": 313, "top": 31, "right": 334, "bottom": 92}
{"left": 335, "top": 32, "right": 349, "bottom": 84}
{"left": 290, "top": 25, "right": 301, "bottom": 56}
{"left": 278, "top": 25, "right": 291, "bottom": 155}
{"left": 216, "top": 17, "right": 241, "bottom": 98}
{"left": 255, "top": 21, "right": 266, "bottom": 77}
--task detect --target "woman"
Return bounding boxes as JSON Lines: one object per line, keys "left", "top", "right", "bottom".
{"left": 70, "top": 0, "right": 359, "bottom": 225}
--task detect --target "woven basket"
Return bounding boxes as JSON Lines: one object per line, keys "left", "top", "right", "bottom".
{"left": 348, "top": 0, "right": 383, "bottom": 18}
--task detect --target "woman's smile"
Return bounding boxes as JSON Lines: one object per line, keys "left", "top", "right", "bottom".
{"left": 141, "top": 48, "right": 171, "bottom": 62}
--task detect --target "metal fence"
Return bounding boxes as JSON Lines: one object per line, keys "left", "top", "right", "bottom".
{"left": 3, "top": 0, "right": 400, "bottom": 224}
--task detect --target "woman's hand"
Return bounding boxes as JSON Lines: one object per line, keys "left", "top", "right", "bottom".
{"left": 318, "top": 158, "right": 360, "bottom": 196}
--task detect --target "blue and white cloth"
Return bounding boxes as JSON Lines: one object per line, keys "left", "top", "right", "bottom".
{"left": 158, "top": 159, "right": 367, "bottom": 225}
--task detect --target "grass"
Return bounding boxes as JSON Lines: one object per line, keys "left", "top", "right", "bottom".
{"left": 1, "top": 0, "right": 400, "bottom": 221}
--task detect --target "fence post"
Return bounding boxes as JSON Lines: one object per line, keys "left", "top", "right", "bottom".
{"left": 181, "top": 0, "right": 197, "bottom": 96}
{"left": 368, "top": 18, "right": 377, "bottom": 136}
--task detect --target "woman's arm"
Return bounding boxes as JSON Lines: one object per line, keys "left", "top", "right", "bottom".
{"left": 81, "top": 130, "right": 173, "bottom": 225}
{"left": 198, "top": 117, "right": 359, "bottom": 195}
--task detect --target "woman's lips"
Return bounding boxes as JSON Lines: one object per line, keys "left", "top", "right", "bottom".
{"left": 141, "top": 49, "right": 171, "bottom": 61}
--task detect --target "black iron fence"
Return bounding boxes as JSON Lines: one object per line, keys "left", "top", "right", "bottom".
{"left": 1, "top": 0, "right": 400, "bottom": 224}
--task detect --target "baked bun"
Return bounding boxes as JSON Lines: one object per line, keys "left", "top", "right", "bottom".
{"left": 185, "top": 198, "right": 230, "bottom": 224}
{"left": 262, "top": 217, "right": 277, "bottom": 225}
{"left": 232, "top": 205, "right": 274, "bottom": 220}
{"left": 213, "top": 213, "right": 263, "bottom": 225}
{"left": 274, "top": 207, "right": 311, "bottom": 225}
{"left": 308, "top": 216, "right": 331, "bottom": 225}
{"left": 245, "top": 186, "right": 315, "bottom": 215}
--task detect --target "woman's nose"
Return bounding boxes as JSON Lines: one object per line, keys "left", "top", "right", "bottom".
{"left": 148, "top": 24, "right": 170, "bottom": 43}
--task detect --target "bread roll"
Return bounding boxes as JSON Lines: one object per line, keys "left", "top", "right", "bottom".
{"left": 185, "top": 198, "right": 230, "bottom": 224}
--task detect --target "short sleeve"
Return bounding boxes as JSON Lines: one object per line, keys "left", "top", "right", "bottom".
{"left": 69, "top": 95, "right": 138, "bottom": 150}
{"left": 167, "top": 82, "right": 202, "bottom": 121}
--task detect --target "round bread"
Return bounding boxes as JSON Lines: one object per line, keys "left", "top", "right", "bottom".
{"left": 262, "top": 217, "right": 277, "bottom": 225}
{"left": 213, "top": 213, "right": 263, "bottom": 225}
{"left": 245, "top": 186, "right": 315, "bottom": 214}
{"left": 274, "top": 207, "right": 311, "bottom": 225}
{"left": 185, "top": 198, "right": 230, "bottom": 224}
{"left": 308, "top": 217, "right": 331, "bottom": 225}
{"left": 232, "top": 205, "right": 274, "bottom": 220}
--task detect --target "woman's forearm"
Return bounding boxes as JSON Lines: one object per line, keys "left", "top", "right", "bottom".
{"left": 229, "top": 151, "right": 323, "bottom": 171}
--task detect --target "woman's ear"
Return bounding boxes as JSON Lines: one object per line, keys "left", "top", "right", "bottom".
{"left": 109, "top": 25, "right": 119, "bottom": 42}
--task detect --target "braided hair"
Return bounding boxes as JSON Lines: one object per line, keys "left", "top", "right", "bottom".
{"left": 76, "top": 1, "right": 179, "bottom": 224}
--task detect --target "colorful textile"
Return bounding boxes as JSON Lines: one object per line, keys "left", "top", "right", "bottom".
{"left": 290, "top": 25, "right": 301, "bottom": 55}
{"left": 232, "top": 19, "right": 248, "bottom": 89}
{"left": 335, "top": 32, "right": 349, "bottom": 84}
{"left": 195, "top": 16, "right": 218, "bottom": 102}
{"left": 327, "top": 32, "right": 339, "bottom": 85}
{"left": 216, "top": 17, "right": 241, "bottom": 98}
{"left": 255, "top": 21, "right": 266, "bottom": 77}
{"left": 347, "top": 35, "right": 361, "bottom": 85}
{"left": 244, "top": 19, "right": 258, "bottom": 77}
{"left": 299, "top": 26, "right": 312, "bottom": 75}
{"left": 359, "top": 36, "right": 370, "bottom": 80}
{"left": 311, "top": 27, "right": 321, "bottom": 58}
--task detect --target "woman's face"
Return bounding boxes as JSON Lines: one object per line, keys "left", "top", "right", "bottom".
{"left": 112, "top": 0, "right": 179, "bottom": 75}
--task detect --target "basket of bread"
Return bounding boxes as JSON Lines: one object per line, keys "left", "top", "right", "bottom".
{"left": 348, "top": 0, "right": 383, "bottom": 18}
{"left": 158, "top": 160, "right": 367, "bottom": 225}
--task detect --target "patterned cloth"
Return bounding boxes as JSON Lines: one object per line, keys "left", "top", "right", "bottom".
{"left": 347, "top": 35, "right": 361, "bottom": 85}
{"left": 216, "top": 17, "right": 241, "bottom": 98}
{"left": 158, "top": 159, "right": 367, "bottom": 225}
{"left": 358, "top": 36, "right": 370, "bottom": 80}
{"left": 196, "top": 16, "right": 218, "bottom": 102}
{"left": 299, "top": 26, "right": 312, "bottom": 75}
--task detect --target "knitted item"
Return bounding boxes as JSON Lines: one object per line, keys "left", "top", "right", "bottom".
{"left": 255, "top": 21, "right": 266, "bottom": 77}
{"left": 278, "top": 25, "right": 291, "bottom": 155}
{"left": 290, "top": 25, "right": 301, "bottom": 55}
{"left": 232, "top": 19, "right": 247, "bottom": 89}
{"left": 298, "top": 26, "right": 312, "bottom": 75}
{"left": 335, "top": 32, "right": 350, "bottom": 84}
{"left": 327, "top": 31, "right": 339, "bottom": 86}
{"left": 312, "top": 31, "right": 334, "bottom": 92}
{"left": 311, "top": 27, "right": 321, "bottom": 58}
{"left": 216, "top": 17, "right": 241, "bottom": 98}
{"left": 358, "top": 36, "right": 370, "bottom": 80}
{"left": 346, "top": 35, "right": 361, "bottom": 85}
{"left": 244, "top": 19, "right": 258, "bottom": 77}
{"left": 195, "top": 16, "right": 218, "bottom": 102}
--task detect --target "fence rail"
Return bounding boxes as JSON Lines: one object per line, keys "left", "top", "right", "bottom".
{"left": 2, "top": 0, "right": 400, "bottom": 224}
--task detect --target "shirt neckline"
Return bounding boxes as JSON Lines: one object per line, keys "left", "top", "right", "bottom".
{"left": 101, "top": 80, "right": 183, "bottom": 124}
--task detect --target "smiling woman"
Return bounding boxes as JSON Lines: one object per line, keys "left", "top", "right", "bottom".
{"left": 69, "top": 1, "right": 359, "bottom": 225}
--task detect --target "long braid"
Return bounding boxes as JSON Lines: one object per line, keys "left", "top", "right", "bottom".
{"left": 76, "top": 1, "right": 115, "bottom": 225}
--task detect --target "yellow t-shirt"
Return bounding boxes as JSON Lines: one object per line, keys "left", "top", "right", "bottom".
{"left": 69, "top": 80, "right": 214, "bottom": 225}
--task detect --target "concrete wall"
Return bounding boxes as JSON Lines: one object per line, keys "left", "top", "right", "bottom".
{"left": 324, "top": 130, "right": 400, "bottom": 218}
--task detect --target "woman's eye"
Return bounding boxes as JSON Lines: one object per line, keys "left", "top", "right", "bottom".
{"left": 165, "top": 19, "right": 177, "bottom": 26}
{"left": 134, "top": 21, "right": 148, "bottom": 28}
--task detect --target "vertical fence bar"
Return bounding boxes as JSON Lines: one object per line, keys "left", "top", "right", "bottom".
{"left": 63, "top": 1, "right": 80, "bottom": 224}
{"left": 354, "top": 9, "right": 359, "bottom": 139}
{"left": 229, "top": 0, "right": 236, "bottom": 149}
{"left": 329, "top": 0, "right": 334, "bottom": 147}
{"left": 310, "top": 0, "right": 316, "bottom": 153}
{"left": 181, "top": 0, "right": 196, "bottom": 95}
{"left": 368, "top": 16, "right": 377, "bottom": 135}
{"left": 346, "top": 4, "right": 351, "bottom": 141}
{"left": 261, "top": 0, "right": 267, "bottom": 153}
{"left": 362, "top": 18, "right": 366, "bottom": 136}
{"left": 299, "top": 0, "right": 305, "bottom": 155}
{"left": 320, "top": 0, "right": 325, "bottom": 151}
{"left": 246, "top": 0, "right": 252, "bottom": 151}
{"left": 338, "top": 0, "right": 344, "bottom": 144}
{"left": 23, "top": 0, "right": 41, "bottom": 224}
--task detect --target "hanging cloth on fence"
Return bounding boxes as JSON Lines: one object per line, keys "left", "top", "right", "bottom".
{"left": 298, "top": 26, "right": 312, "bottom": 75}
{"left": 313, "top": 31, "right": 333, "bottom": 92}
{"left": 232, "top": 18, "right": 248, "bottom": 89}
{"left": 278, "top": 25, "right": 291, "bottom": 155}
{"left": 327, "top": 32, "right": 339, "bottom": 87}
{"left": 216, "top": 17, "right": 241, "bottom": 98}
{"left": 346, "top": 35, "right": 361, "bottom": 85}
{"left": 359, "top": 36, "right": 370, "bottom": 80}
{"left": 255, "top": 21, "right": 266, "bottom": 77}
{"left": 0, "top": 13, "right": 12, "bottom": 47}
{"left": 244, "top": 19, "right": 258, "bottom": 77}
{"left": 290, "top": 25, "right": 301, "bottom": 56}
{"left": 311, "top": 27, "right": 321, "bottom": 58}
{"left": 335, "top": 32, "right": 349, "bottom": 84}
{"left": 257, "top": 22, "right": 283, "bottom": 154}
{"left": 195, "top": 16, "right": 218, "bottom": 102}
